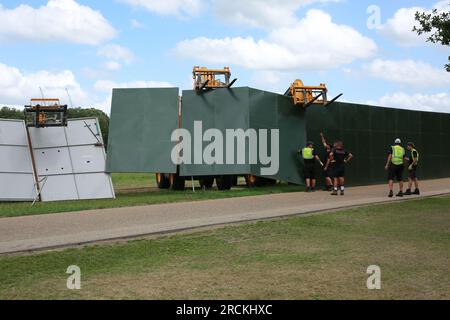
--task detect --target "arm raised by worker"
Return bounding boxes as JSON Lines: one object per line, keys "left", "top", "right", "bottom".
{"left": 320, "top": 132, "right": 328, "bottom": 148}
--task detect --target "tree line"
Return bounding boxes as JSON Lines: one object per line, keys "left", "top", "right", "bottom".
{"left": 0, "top": 106, "right": 110, "bottom": 146}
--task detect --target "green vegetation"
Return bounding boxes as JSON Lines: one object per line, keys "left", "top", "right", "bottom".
{"left": 414, "top": 3, "right": 450, "bottom": 71}
{"left": 0, "top": 107, "right": 23, "bottom": 119}
{"left": 1, "top": 196, "right": 449, "bottom": 300}
{"left": 111, "top": 173, "right": 156, "bottom": 190}
{"left": 66, "top": 108, "right": 109, "bottom": 146}
{"left": 0, "top": 174, "right": 304, "bottom": 218}
{"left": 0, "top": 107, "right": 110, "bottom": 145}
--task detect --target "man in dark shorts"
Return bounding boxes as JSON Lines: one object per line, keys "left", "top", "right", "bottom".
{"left": 385, "top": 138, "right": 407, "bottom": 198}
{"left": 405, "top": 142, "right": 420, "bottom": 196}
{"left": 300, "top": 141, "right": 324, "bottom": 192}
{"left": 324, "top": 141, "right": 353, "bottom": 196}
{"left": 320, "top": 133, "right": 333, "bottom": 191}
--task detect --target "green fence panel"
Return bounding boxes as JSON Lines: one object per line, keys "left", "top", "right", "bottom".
{"left": 180, "top": 88, "right": 251, "bottom": 177}
{"left": 180, "top": 87, "right": 306, "bottom": 184}
{"left": 305, "top": 102, "right": 450, "bottom": 186}
{"left": 249, "top": 90, "right": 305, "bottom": 184}
{"left": 106, "top": 88, "right": 179, "bottom": 173}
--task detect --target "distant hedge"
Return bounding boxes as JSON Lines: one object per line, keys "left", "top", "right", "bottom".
{"left": 0, "top": 106, "right": 110, "bottom": 146}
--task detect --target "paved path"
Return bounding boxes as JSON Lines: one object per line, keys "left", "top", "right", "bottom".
{"left": 1, "top": 178, "right": 450, "bottom": 254}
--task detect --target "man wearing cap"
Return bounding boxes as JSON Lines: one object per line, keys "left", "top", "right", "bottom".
{"left": 385, "top": 138, "right": 407, "bottom": 198}
{"left": 300, "top": 141, "right": 324, "bottom": 192}
{"left": 405, "top": 142, "right": 420, "bottom": 196}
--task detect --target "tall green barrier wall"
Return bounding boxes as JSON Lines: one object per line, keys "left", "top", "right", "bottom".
{"left": 180, "top": 88, "right": 306, "bottom": 184}
{"left": 106, "top": 88, "right": 179, "bottom": 174}
{"left": 106, "top": 87, "right": 450, "bottom": 187}
{"left": 305, "top": 102, "right": 450, "bottom": 186}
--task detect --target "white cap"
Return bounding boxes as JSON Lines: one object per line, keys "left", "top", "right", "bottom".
{"left": 395, "top": 138, "right": 402, "bottom": 144}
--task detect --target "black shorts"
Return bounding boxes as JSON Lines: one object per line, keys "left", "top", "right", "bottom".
{"left": 333, "top": 165, "right": 346, "bottom": 178}
{"left": 388, "top": 164, "right": 404, "bottom": 182}
{"left": 408, "top": 166, "right": 418, "bottom": 179}
{"left": 323, "top": 167, "right": 333, "bottom": 179}
{"left": 304, "top": 163, "right": 316, "bottom": 179}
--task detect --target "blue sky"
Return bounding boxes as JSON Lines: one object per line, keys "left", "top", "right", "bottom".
{"left": 0, "top": 0, "right": 449, "bottom": 113}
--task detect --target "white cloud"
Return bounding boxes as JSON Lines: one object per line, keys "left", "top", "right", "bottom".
{"left": 213, "top": 0, "right": 341, "bottom": 29}
{"left": 175, "top": 9, "right": 377, "bottom": 71}
{"left": 368, "top": 92, "right": 450, "bottom": 113}
{"left": 0, "top": 0, "right": 116, "bottom": 45}
{"left": 379, "top": 1, "right": 450, "bottom": 47}
{"left": 94, "top": 80, "right": 174, "bottom": 93}
{"left": 0, "top": 63, "right": 87, "bottom": 107}
{"left": 131, "top": 19, "right": 144, "bottom": 29}
{"left": 97, "top": 44, "right": 134, "bottom": 64}
{"left": 363, "top": 59, "right": 450, "bottom": 88}
{"left": 104, "top": 61, "right": 122, "bottom": 71}
{"left": 120, "top": 0, "right": 201, "bottom": 17}
{"left": 93, "top": 80, "right": 175, "bottom": 114}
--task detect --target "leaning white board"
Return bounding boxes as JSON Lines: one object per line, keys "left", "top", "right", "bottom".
{"left": 28, "top": 118, "right": 115, "bottom": 202}
{"left": 0, "top": 119, "right": 36, "bottom": 201}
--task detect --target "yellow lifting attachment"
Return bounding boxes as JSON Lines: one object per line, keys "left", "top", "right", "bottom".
{"left": 285, "top": 79, "right": 343, "bottom": 108}
{"left": 193, "top": 66, "right": 237, "bottom": 93}
{"left": 24, "top": 98, "right": 68, "bottom": 128}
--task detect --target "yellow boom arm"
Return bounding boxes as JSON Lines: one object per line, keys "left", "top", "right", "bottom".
{"left": 193, "top": 66, "right": 236, "bottom": 92}
{"left": 285, "top": 79, "right": 342, "bottom": 108}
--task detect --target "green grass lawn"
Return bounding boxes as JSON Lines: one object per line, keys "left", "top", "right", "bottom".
{"left": 111, "top": 173, "right": 157, "bottom": 189}
{"left": 0, "top": 174, "right": 304, "bottom": 218}
{"left": 1, "top": 196, "right": 449, "bottom": 300}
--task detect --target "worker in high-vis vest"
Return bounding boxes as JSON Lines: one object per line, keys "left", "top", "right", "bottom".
{"left": 405, "top": 142, "right": 420, "bottom": 196}
{"left": 299, "top": 142, "right": 324, "bottom": 192}
{"left": 385, "top": 138, "right": 407, "bottom": 198}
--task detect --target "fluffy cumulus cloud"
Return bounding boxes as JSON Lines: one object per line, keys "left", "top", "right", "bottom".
{"left": 98, "top": 44, "right": 135, "bottom": 64}
{"left": 175, "top": 9, "right": 377, "bottom": 71}
{"left": 213, "top": 0, "right": 341, "bottom": 29}
{"left": 119, "top": 0, "right": 201, "bottom": 17}
{"left": 94, "top": 80, "right": 174, "bottom": 93}
{"left": 369, "top": 92, "right": 450, "bottom": 113}
{"left": 363, "top": 59, "right": 450, "bottom": 88}
{"left": 0, "top": 63, "right": 87, "bottom": 107}
{"left": 0, "top": 0, "right": 116, "bottom": 45}
{"left": 379, "top": 1, "right": 450, "bottom": 47}
{"left": 104, "top": 61, "right": 122, "bottom": 71}
{"left": 93, "top": 80, "right": 174, "bottom": 113}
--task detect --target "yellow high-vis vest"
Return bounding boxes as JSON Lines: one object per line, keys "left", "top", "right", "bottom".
{"left": 391, "top": 145, "right": 405, "bottom": 165}
{"left": 302, "top": 147, "right": 314, "bottom": 160}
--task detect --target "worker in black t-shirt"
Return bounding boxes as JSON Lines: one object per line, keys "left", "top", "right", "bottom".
{"left": 320, "top": 133, "right": 333, "bottom": 192}
{"left": 325, "top": 141, "right": 353, "bottom": 196}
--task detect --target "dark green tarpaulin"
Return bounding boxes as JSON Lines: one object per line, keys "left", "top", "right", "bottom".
{"left": 305, "top": 102, "right": 450, "bottom": 186}
{"left": 106, "top": 88, "right": 179, "bottom": 174}
{"left": 180, "top": 88, "right": 306, "bottom": 184}
{"left": 106, "top": 87, "right": 450, "bottom": 187}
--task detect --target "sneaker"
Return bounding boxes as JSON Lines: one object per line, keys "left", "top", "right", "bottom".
{"left": 413, "top": 189, "right": 420, "bottom": 195}
{"left": 340, "top": 190, "right": 345, "bottom": 196}
{"left": 404, "top": 189, "right": 412, "bottom": 196}
{"left": 331, "top": 190, "right": 338, "bottom": 196}
{"left": 396, "top": 192, "right": 404, "bottom": 197}
{"left": 311, "top": 188, "right": 316, "bottom": 192}
{"left": 305, "top": 187, "right": 310, "bottom": 193}
{"left": 388, "top": 191, "right": 394, "bottom": 198}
